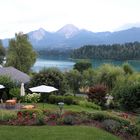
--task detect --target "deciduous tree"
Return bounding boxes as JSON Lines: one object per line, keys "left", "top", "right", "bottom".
{"left": 6, "top": 32, "right": 36, "bottom": 73}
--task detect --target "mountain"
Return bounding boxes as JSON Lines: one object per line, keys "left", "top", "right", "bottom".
{"left": 2, "top": 24, "right": 140, "bottom": 50}
{"left": 57, "top": 24, "right": 79, "bottom": 39}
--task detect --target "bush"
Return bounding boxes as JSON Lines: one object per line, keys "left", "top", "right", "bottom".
{"left": 29, "top": 68, "right": 68, "bottom": 95}
{"left": 18, "top": 109, "right": 43, "bottom": 118}
{"left": 87, "top": 84, "right": 107, "bottom": 106}
{"left": 102, "top": 119, "right": 121, "bottom": 133}
{"left": 25, "top": 93, "right": 41, "bottom": 103}
{"left": 79, "top": 100, "right": 101, "bottom": 110}
{"left": 123, "top": 63, "right": 134, "bottom": 75}
{"left": 0, "top": 110, "right": 17, "bottom": 121}
{"left": 9, "top": 88, "right": 20, "bottom": 100}
{"left": 63, "top": 115, "right": 74, "bottom": 125}
{"left": 97, "top": 64, "right": 124, "bottom": 90}
{"left": 48, "top": 95, "right": 56, "bottom": 104}
{"left": 64, "top": 96, "right": 73, "bottom": 105}
{"left": 73, "top": 60, "right": 92, "bottom": 73}
{"left": 89, "top": 111, "right": 130, "bottom": 126}
{"left": 113, "top": 77, "right": 140, "bottom": 111}
{"left": 0, "top": 76, "right": 16, "bottom": 100}
{"left": 55, "top": 96, "right": 64, "bottom": 104}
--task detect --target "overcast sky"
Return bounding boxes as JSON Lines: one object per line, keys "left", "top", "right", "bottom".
{"left": 0, "top": 0, "right": 140, "bottom": 38}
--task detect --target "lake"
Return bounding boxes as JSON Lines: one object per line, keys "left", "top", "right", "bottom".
{"left": 32, "top": 56, "right": 140, "bottom": 72}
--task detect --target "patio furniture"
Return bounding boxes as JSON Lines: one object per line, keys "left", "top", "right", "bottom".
{"left": 5, "top": 99, "right": 16, "bottom": 109}
{"left": 21, "top": 105, "right": 35, "bottom": 109}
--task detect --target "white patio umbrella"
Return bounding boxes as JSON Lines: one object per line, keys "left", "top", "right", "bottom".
{"left": 29, "top": 85, "right": 58, "bottom": 93}
{"left": 0, "top": 84, "right": 5, "bottom": 89}
{"left": 29, "top": 85, "right": 58, "bottom": 108}
{"left": 20, "top": 83, "right": 25, "bottom": 96}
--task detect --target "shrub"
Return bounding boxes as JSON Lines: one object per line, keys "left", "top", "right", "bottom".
{"left": 73, "top": 60, "right": 92, "bottom": 73}
{"left": 89, "top": 111, "right": 130, "bottom": 126}
{"left": 18, "top": 109, "right": 43, "bottom": 119}
{"left": 64, "top": 96, "right": 73, "bottom": 105}
{"left": 48, "top": 95, "right": 56, "bottom": 104}
{"left": 25, "top": 93, "right": 41, "bottom": 103}
{"left": 64, "top": 69, "right": 82, "bottom": 95}
{"left": 102, "top": 119, "right": 121, "bottom": 133}
{"left": 123, "top": 63, "right": 134, "bottom": 75}
{"left": 29, "top": 68, "right": 68, "bottom": 95}
{"left": 63, "top": 115, "right": 74, "bottom": 125}
{"left": 87, "top": 84, "right": 107, "bottom": 106}
{"left": 0, "top": 110, "right": 17, "bottom": 121}
{"left": 79, "top": 100, "right": 101, "bottom": 110}
{"left": 55, "top": 96, "right": 64, "bottom": 104}
{"left": 113, "top": 77, "right": 140, "bottom": 111}
{"left": 9, "top": 88, "right": 20, "bottom": 100}
{"left": 0, "top": 76, "right": 16, "bottom": 100}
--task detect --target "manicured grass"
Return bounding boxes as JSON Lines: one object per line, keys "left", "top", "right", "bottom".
{"left": 0, "top": 125, "right": 120, "bottom": 140}
{"left": 32, "top": 103, "right": 96, "bottom": 112}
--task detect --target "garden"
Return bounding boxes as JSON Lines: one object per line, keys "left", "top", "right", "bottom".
{"left": 0, "top": 61, "right": 140, "bottom": 140}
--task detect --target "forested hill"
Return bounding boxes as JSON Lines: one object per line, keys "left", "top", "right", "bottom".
{"left": 71, "top": 42, "right": 140, "bottom": 60}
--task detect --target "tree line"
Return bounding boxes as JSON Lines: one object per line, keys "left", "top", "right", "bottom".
{"left": 71, "top": 42, "right": 140, "bottom": 60}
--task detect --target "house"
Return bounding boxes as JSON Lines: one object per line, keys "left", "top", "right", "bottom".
{"left": 0, "top": 66, "right": 30, "bottom": 83}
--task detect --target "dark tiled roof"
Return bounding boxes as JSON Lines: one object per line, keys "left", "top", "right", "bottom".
{"left": 0, "top": 67, "right": 30, "bottom": 83}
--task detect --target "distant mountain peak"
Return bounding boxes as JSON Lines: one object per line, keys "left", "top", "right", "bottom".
{"left": 30, "top": 28, "right": 47, "bottom": 41}
{"left": 57, "top": 24, "right": 79, "bottom": 38}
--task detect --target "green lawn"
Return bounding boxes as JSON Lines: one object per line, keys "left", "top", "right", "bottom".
{"left": 29, "top": 103, "right": 96, "bottom": 112}
{"left": 0, "top": 125, "right": 120, "bottom": 140}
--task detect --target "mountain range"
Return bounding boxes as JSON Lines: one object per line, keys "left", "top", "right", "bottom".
{"left": 2, "top": 24, "right": 140, "bottom": 51}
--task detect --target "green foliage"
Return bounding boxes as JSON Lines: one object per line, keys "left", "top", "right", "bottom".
{"left": 30, "top": 67, "right": 68, "bottom": 95}
{"left": 63, "top": 115, "right": 74, "bottom": 125}
{"left": 73, "top": 60, "right": 92, "bottom": 72}
{"left": 71, "top": 42, "right": 140, "bottom": 60}
{"left": 55, "top": 96, "right": 64, "bottom": 104}
{"left": 97, "top": 64, "right": 124, "bottom": 90}
{"left": 19, "top": 109, "right": 43, "bottom": 117}
{"left": 48, "top": 95, "right": 74, "bottom": 105}
{"left": 0, "top": 76, "right": 16, "bottom": 100}
{"left": 48, "top": 95, "right": 56, "bottom": 104}
{"left": 81, "top": 68, "right": 96, "bottom": 87}
{"left": 0, "top": 40, "right": 5, "bottom": 64}
{"left": 89, "top": 111, "right": 130, "bottom": 126}
{"left": 122, "top": 62, "right": 134, "bottom": 74}
{"left": 6, "top": 32, "right": 37, "bottom": 73}
{"left": 87, "top": 84, "right": 107, "bottom": 106}
{"left": 64, "top": 96, "right": 73, "bottom": 105}
{"left": 78, "top": 100, "right": 101, "bottom": 110}
{"left": 25, "top": 93, "right": 41, "bottom": 103}
{"left": 112, "top": 76, "right": 140, "bottom": 110}
{"left": 0, "top": 110, "right": 17, "bottom": 121}
{"left": 9, "top": 88, "right": 20, "bottom": 100}
{"left": 102, "top": 119, "right": 121, "bottom": 133}
{"left": 65, "top": 69, "right": 82, "bottom": 94}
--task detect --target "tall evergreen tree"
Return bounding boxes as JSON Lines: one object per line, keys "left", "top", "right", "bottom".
{"left": 6, "top": 32, "right": 37, "bottom": 73}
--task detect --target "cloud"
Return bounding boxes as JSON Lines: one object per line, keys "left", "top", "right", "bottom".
{"left": 0, "top": 0, "right": 140, "bottom": 38}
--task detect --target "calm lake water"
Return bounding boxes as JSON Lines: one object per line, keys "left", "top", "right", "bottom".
{"left": 32, "top": 56, "right": 140, "bottom": 72}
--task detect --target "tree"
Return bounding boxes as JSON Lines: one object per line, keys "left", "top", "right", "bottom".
{"left": 65, "top": 69, "right": 82, "bottom": 95}
{"left": 86, "top": 84, "right": 107, "bottom": 106}
{"left": 6, "top": 32, "right": 36, "bottom": 73}
{"left": 122, "top": 63, "right": 134, "bottom": 75}
{"left": 97, "top": 64, "right": 124, "bottom": 90}
{"left": 0, "top": 40, "right": 5, "bottom": 64}
{"left": 29, "top": 67, "right": 68, "bottom": 95}
{"left": 73, "top": 60, "right": 92, "bottom": 73}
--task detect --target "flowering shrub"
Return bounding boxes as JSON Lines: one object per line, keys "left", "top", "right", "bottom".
{"left": 25, "top": 93, "right": 41, "bottom": 103}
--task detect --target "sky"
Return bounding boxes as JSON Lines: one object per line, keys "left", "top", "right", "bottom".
{"left": 0, "top": 0, "right": 140, "bottom": 38}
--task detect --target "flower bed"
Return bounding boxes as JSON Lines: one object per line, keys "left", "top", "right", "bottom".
{"left": 0, "top": 109, "right": 139, "bottom": 140}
